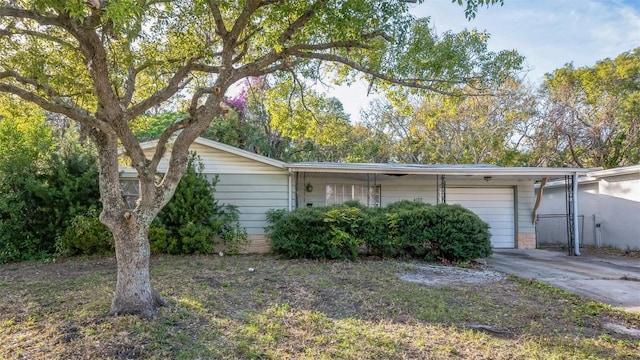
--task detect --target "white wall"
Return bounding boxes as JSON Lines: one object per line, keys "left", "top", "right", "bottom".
{"left": 537, "top": 176, "right": 640, "bottom": 251}
{"left": 126, "top": 140, "right": 291, "bottom": 237}
{"left": 213, "top": 173, "right": 290, "bottom": 235}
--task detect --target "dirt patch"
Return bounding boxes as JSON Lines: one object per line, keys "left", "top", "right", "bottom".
{"left": 0, "top": 257, "right": 116, "bottom": 283}
{"left": 396, "top": 263, "right": 506, "bottom": 286}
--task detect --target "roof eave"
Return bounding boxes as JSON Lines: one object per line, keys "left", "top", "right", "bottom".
{"left": 588, "top": 165, "right": 640, "bottom": 178}
{"left": 287, "top": 164, "right": 595, "bottom": 177}
{"left": 137, "top": 137, "right": 288, "bottom": 170}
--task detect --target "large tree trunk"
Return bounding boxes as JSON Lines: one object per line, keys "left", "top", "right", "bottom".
{"left": 92, "top": 129, "right": 168, "bottom": 317}
{"left": 108, "top": 215, "right": 167, "bottom": 317}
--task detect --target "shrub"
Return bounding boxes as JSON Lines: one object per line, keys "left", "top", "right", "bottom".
{"left": 360, "top": 206, "right": 397, "bottom": 257}
{"left": 430, "top": 204, "right": 492, "bottom": 261}
{"left": 267, "top": 201, "right": 492, "bottom": 262}
{"left": 55, "top": 207, "right": 114, "bottom": 257}
{"left": 266, "top": 207, "right": 332, "bottom": 259}
{"left": 384, "top": 199, "right": 432, "bottom": 212}
{"left": 0, "top": 118, "right": 100, "bottom": 262}
{"left": 150, "top": 152, "right": 248, "bottom": 255}
{"left": 394, "top": 205, "right": 440, "bottom": 260}
{"left": 323, "top": 206, "right": 365, "bottom": 260}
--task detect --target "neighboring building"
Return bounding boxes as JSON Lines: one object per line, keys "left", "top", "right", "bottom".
{"left": 536, "top": 165, "right": 640, "bottom": 251}
{"left": 120, "top": 138, "right": 592, "bottom": 253}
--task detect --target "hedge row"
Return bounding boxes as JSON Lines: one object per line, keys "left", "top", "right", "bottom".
{"left": 266, "top": 200, "right": 492, "bottom": 262}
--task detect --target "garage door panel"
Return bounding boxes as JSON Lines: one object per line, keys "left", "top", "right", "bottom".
{"left": 448, "top": 187, "right": 515, "bottom": 249}
{"left": 449, "top": 195, "right": 513, "bottom": 203}
{"left": 476, "top": 214, "right": 514, "bottom": 222}
{"left": 488, "top": 228, "right": 514, "bottom": 236}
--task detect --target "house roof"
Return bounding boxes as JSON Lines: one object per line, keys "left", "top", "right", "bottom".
{"left": 535, "top": 165, "right": 640, "bottom": 189}
{"left": 288, "top": 161, "right": 594, "bottom": 179}
{"left": 130, "top": 137, "right": 596, "bottom": 179}
{"left": 138, "top": 137, "right": 288, "bottom": 169}
{"left": 587, "top": 164, "right": 640, "bottom": 179}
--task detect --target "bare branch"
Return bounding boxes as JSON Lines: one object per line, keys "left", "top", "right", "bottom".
{"left": 121, "top": 64, "right": 140, "bottom": 108}
{"left": 149, "top": 116, "right": 193, "bottom": 174}
{"left": 190, "top": 63, "right": 222, "bottom": 74}
{"left": 188, "top": 87, "right": 217, "bottom": 114}
{"left": 207, "top": 0, "right": 228, "bottom": 37}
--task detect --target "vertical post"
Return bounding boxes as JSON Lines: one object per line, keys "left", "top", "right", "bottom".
{"left": 436, "top": 175, "right": 440, "bottom": 204}
{"left": 573, "top": 172, "right": 581, "bottom": 256}
{"left": 440, "top": 175, "right": 447, "bottom": 204}
{"left": 288, "top": 171, "right": 292, "bottom": 211}
{"left": 367, "top": 173, "right": 370, "bottom": 207}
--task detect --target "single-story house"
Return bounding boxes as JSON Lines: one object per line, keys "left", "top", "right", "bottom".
{"left": 120, "top": 137, "right": 593, "bottom": 253}
{"left": 535, "top": 165, "right": 640, "bottom": 251}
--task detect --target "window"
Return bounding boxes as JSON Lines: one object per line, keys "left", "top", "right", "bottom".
{"left": 325, "top": 184, "right": 381, "bottom": 206}
{"left": 120, "top": 179, "right": 140, "bottom": 209}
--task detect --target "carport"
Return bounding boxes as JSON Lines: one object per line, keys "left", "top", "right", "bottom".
{"left": 290, "top": 163, "right": 593, "bottom": 250}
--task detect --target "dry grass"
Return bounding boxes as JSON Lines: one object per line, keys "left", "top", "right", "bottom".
{"left": 1, "top": 254, "right": 639, "bottom": 359}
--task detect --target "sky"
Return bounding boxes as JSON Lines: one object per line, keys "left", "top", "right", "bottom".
{"left": 330, "top": 0, "right": 640, "bottom": 122}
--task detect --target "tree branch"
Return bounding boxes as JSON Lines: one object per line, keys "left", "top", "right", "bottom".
{"left": 126, "top": 60, "right": 196, "bottom": 120}
{"left": 277, "top": 0, "right": 326, "bottom": 44}
{"left": 0, "top": 82, "right": 106, "bottom": 129}
{"left": 290, "top": 50, "right": 473, "bottom": 95}
{"left": 0, "top": 7, "right": 64, "bottom": 27}
{"left": 207, "top": 0, "right": 228, "bottom": 37}
{"left": 0, "top": 27, "right": 78, "bottom": 50}
{"left": 148, "top": 116, "right": 193, "bottom": 175}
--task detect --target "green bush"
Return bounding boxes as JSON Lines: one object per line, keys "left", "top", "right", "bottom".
{"left": 150, "top": 152, "right": 248, "bottom": 255}
{"left": 0, "top": 117, "right": 100, "bottom": 263}
{"left": 55, "top": 207, "right": 114, "bottom": 257}
{"left": 430, "top": 204, "right": 492, "bottom": 261}
{"left": 323, "top": 206, "right": 365, "bottom": 260}
{"left": 384, "top": 199, "right": 432, "bottom": 212}
{"left": 267, "top": 201, "right": 492, "bottom": 262}
{"left": 266, "top": 207, "right": 332, "bottom": 259}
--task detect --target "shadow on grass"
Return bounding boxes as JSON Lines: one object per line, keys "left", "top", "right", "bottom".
{"left": 0, "top": 254, "right": 638, "bottom": 359}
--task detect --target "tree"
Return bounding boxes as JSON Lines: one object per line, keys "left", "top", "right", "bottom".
{"left": 529, "top": 49, "right": 640, "bottom": 168}
{"left": 265, "top": 81, "right": 353, "bottom": 161}
{"left": 0, "top": 0, "right": 522, "bottom": 316}
{"left": 361, "top": 78, "right": 534, "bottom": 165}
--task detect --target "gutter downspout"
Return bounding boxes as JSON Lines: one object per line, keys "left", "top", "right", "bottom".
{"left": 573, "top": 171, "right": 581, "bottom": 256}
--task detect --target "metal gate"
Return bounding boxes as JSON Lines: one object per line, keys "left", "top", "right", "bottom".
{"left": 535, "top": 214, "right": 584, "bottom": 249}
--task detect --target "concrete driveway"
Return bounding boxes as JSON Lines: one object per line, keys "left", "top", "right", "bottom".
{"left": 487, "top": 249, "right": 640, "bottom": 313}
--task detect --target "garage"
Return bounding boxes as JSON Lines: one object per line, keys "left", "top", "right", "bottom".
{"left": 447, "top": 187, "right": 515, "bottom": 249}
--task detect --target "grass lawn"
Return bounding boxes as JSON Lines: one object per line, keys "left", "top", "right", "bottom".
{"left": 1, "top": 254, "right": 639, "bottom": 359}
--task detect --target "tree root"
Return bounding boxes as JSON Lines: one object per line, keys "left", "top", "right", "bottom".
{"left": 107, "top": 290, "right": 170, "bottom": 318}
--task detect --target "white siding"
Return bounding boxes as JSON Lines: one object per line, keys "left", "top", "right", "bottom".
{"left": 143, "top": 143, "right": 286, "bottom": 175}
{"left": 538, "top": 176, "right": 640, "bottom": 251}
{"left": 129, "top": 140, "right": 290, "bottom": 237}
{"left": 214, "top": 174, "right": 289, "bottom": 235}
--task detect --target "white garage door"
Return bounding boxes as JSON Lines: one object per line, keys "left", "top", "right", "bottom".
{"left": 447, "top": 187, "right": 515, "bottom": 249}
